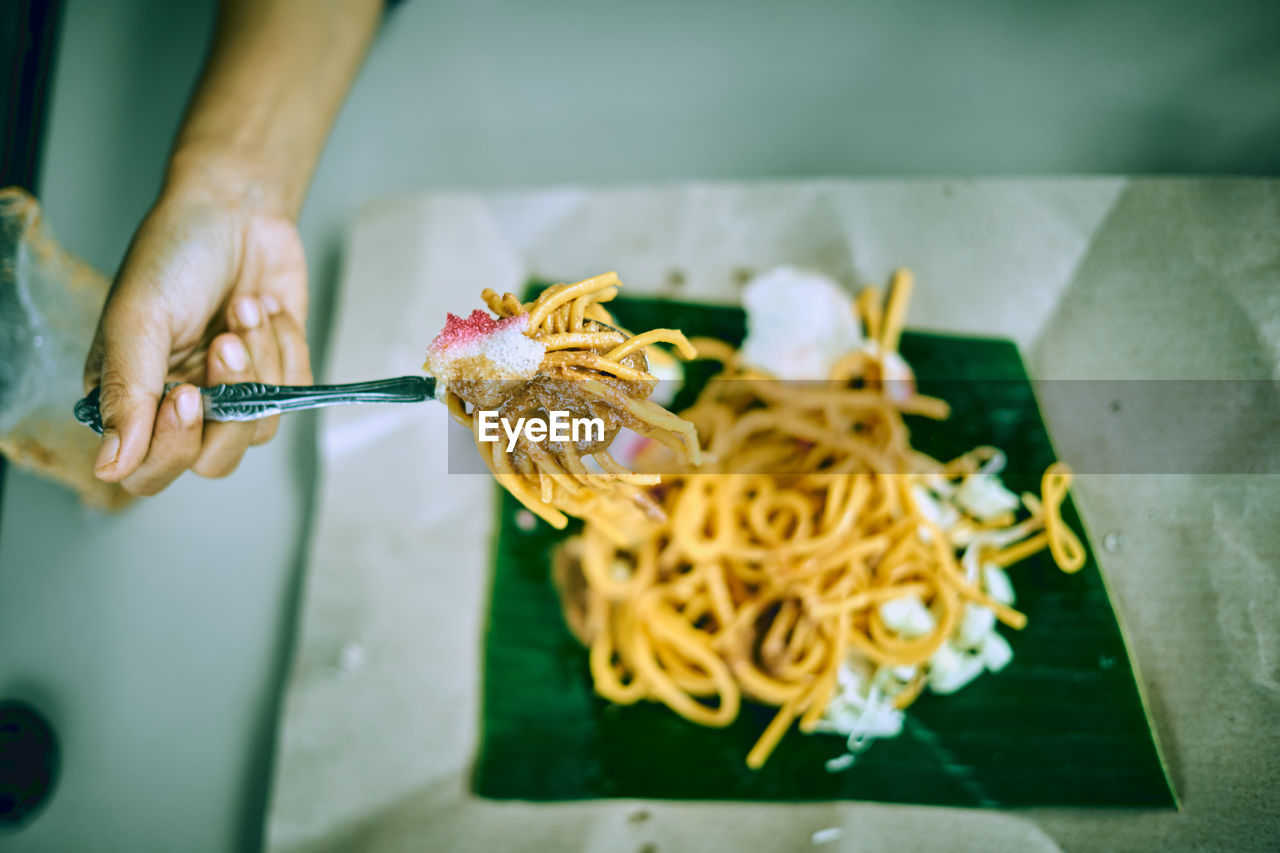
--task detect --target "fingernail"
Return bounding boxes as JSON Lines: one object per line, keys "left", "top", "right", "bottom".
{"left": 176, "top": 387, "right": 200, "bottom": 423}
{"left": 262, "top": 294, "right": 281, "bottom": 315}
{"left": 235, "top": 297, "right": 261, "bottom": 329}
{"left": 221, "top": 338, "right": 248, "bottom": 371}
{"left": 95, "top": 430, "right": 120, "bottom": 472}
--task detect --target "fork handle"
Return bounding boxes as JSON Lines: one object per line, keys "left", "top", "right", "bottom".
{"left": 73, "top": 375, "right": 437, "bottom": 435}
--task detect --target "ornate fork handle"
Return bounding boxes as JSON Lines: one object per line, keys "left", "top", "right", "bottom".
{"left": 74, "top": 375, "right": 437, "bottom": 435}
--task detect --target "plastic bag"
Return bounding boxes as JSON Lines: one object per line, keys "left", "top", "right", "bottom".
{"left": 0, "top": 187, "right": 130, "bottom": 510}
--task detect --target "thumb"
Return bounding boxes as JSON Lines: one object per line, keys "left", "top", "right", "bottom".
{"left": 84, "top": 300, "right": 172, "bottom": 482}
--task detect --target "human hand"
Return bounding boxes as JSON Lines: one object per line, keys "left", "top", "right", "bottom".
{"left": 84, "top": 175, "right": 312, "bottom": 495}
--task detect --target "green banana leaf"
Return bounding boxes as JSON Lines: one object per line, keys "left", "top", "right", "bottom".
{"left": 473, "top": 294, "right": 1175, "bottom": 808}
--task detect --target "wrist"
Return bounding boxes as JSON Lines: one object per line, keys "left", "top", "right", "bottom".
{"left": 163, "top": 142, "right": 296, "bottom": 218}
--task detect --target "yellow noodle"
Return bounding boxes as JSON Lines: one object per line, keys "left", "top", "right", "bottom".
{"left": 548, "top": 269, "right": 1084, "bottom": 771}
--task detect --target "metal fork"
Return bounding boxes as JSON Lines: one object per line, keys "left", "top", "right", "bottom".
{"left": 73, "top": 376, "right": 437, "bottom": 435}
{"left": 72, "top": 318, "right": 632, "bottom": 433}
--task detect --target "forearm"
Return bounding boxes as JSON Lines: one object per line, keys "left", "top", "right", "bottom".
{"left": 166, "top": 0, "right": 383, "bottom": 217}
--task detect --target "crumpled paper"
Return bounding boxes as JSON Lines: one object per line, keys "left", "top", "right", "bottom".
{"left": 266, "top": 179, "right": 1279, "bottom": 852}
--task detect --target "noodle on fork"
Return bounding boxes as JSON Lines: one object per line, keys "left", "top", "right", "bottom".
{"left": 426, "top": 273, "right": 702, "bottom": 537}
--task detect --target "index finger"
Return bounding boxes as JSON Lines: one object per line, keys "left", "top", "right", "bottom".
{"left": 84, "top": 302, "right": 172, "bottom": 482}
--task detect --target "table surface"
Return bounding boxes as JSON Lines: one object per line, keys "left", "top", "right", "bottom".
{"left": 264, "top": 179, "right": 1278, "bottom": 853}
{"left": 2, "top": 1, "right": 1278, "bottom": 851}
